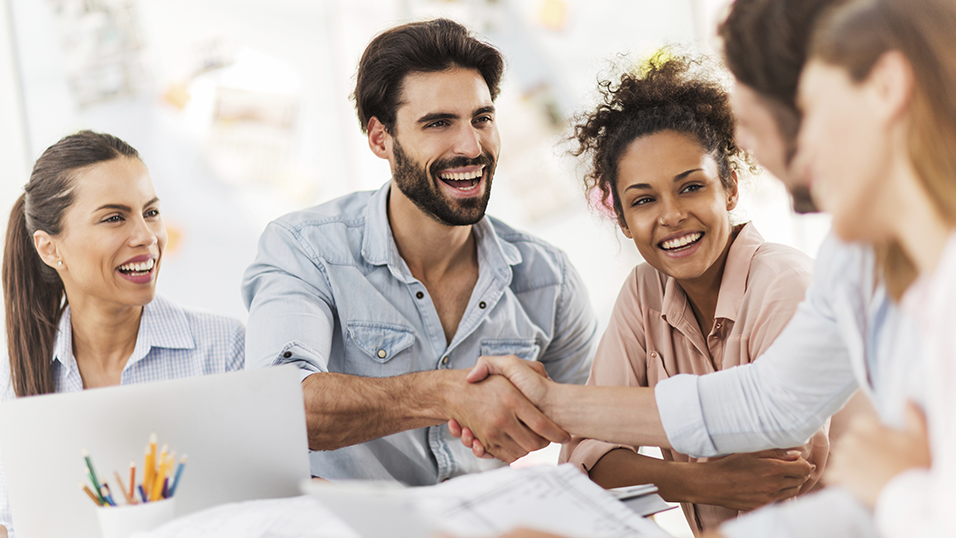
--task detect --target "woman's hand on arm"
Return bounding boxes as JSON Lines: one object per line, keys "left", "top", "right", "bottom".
{"left": 827, "top": 401, "right": 930, "bottom": 509}
{"left": 590, "top": 447, "right": 812, "bottom": 511}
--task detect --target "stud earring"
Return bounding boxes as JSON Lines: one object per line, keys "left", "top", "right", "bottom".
{"left": 57, "top": 261, "right": 62, "bottom": 266}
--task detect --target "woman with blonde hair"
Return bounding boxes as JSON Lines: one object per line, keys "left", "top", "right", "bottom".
{"left": 794, "top": 0, "right": 956, "bottom": 534}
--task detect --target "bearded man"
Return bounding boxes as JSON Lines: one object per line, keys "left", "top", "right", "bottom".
{"left": 241, "top": 18, "right": 597, "bottom": 484}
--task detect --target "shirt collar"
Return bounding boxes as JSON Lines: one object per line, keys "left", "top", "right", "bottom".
{"left": 659, "top": 222, "right": 763, "bottom": 326}
{"left": 713, "top": 222, "right": 763, "bottom": 323}
{"left": 52, "top": 295, "right": 195, "bottom": 370}
{"left": 361, "top": 182, "right": 521, "bottom": 281}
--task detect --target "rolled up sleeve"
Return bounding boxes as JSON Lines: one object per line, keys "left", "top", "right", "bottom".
{"left": 657, "top": 235, "right": 860, "bottom": 457}
{"left": 242, "top": 221, "right": 336, "bottom": 375}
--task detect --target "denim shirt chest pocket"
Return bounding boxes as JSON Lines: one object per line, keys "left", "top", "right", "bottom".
{"left": 346, "top": 321, "right": 416, "bottom": 375}
{"left": 479, "top": 339, "right": 541, "bottom": 362}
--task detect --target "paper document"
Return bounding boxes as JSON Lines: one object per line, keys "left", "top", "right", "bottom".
{"left": 310, "top": 463, "right": 671, "bottom": 538}
{"left": 138, "top": 464, "right": 672, "bottom": 538}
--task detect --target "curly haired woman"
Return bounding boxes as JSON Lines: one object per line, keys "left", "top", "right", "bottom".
{"left": 558, "top": 54, "right": 826, "bottom": 534}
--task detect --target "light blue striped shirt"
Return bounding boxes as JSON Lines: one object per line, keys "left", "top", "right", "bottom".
{"left": 0, "top": 295, "right": 245, "bottom": 536}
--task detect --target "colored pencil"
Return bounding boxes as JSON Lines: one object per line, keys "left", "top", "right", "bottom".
{"left": 144, "top": 443, "right": 155, "bottom": 497}
{"left": 161, "top": 477, "right": 169, "bottom": 499}
{"left": 81, "top": 448, "right": 104, "bottom": 504}
{"left": 168, "top": 455, "right": 187, "bottom": 497}
{"left": 128, "top": 461, "right": 136, "bottom": 504}
{"left": 150, "top": 449, "right": 172, "bottom": 501}
{"left": 138, "top": 484, "right": 148, "bottom": 503}
{"left": 80, "top": 482, "right": 102, "bottom": 506}
{"left": 100, "top": 485, "right": 116, "bottom": 507}
{"left": 113, "top": 471, "right": 133, "bottom": 504}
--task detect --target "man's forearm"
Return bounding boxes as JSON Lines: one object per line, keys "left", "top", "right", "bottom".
{"left": 302, "top": 370, "right": 459, "bottom": 451}
{"left": 547, "top": 384, "right": 672, "bottom": 448}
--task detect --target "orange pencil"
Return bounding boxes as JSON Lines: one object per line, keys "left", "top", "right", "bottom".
{"left": 128, "top": 461, "right": 136, "bottom": 503}
{"left": 113, "top": 471, "right": 133, "bottom": 504}
{"left": 79, "top": 482, "right": 102, "bottom": 506}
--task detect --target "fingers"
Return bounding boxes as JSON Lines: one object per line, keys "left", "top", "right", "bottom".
{"left": 471, "top": 438, "right": 494, "bottom": 459}
{"left": 751, "top": 448, "right": 801, "bottom": 461}
{"left": 776, "top": 456, "right": 813, "bottom": 480}
{"left": 461, "top": 426, "right": 475, "bottom": 447}
{"left": 448, "top": 419, "right": 462, "bottom": 438}
{"left": 465, "top": 355, "right": 532, "bottom": 383}
{"left": 466, "top": 358, "right": 494, "bottom": 383}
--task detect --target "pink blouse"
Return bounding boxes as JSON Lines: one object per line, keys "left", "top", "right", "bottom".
{"left": 562, "top": 223, "right": 814, "bottom": 533}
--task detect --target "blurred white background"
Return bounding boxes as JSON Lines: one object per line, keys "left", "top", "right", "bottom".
{"left": 0, "top": 1, "right": 831, "bottom": 535}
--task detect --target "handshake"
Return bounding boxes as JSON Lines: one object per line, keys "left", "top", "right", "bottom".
{"left": 445, "top": 356, "right": 567, "bottom": 463}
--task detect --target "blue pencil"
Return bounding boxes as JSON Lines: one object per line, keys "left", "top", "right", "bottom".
{"left": 167, "top": 455, "right": 188, "bottom": 497}
{"left": 99, "top": 485, "right": 116, "bottom": 507}
{"left": 138, "top": 484, "right": 148, "bottom": 503}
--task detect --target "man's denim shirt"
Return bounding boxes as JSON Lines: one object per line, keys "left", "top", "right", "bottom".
{"left": 242, "top": 183, "right": 597, "bottom": 485}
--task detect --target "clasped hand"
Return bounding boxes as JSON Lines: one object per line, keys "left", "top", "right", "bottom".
{"left": 448, "top": 355, "right": 556, "bottom": 460}
{"left": 445, "top": 357, "right": 566, "bottom": 463}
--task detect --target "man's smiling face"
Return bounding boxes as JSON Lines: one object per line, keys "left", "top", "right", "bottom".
{"left": 386, "top": 67, "right": 500, "bottom": 226}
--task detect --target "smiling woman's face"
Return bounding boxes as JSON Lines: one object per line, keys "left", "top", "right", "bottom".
{"left": 616, "top": 130, "right": 738, "bottom": 285}
{"left": 50, "top": 156, "right": 167, "bottom": 310}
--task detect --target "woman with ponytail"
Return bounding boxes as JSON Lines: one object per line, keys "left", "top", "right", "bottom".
{"left": 0, "top": 131, "right": 244, "bottom": 535}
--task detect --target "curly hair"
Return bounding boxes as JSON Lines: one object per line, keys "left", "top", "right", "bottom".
{"left": 572, "top": 53, "right": 747, "bottom": 224}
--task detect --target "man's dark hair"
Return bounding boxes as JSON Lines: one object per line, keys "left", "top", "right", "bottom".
{"left": 352, "top": 18, "right": 504, "bottom": 135}
{"left": 719, "top": 0, "right": 847, "bottom": 144}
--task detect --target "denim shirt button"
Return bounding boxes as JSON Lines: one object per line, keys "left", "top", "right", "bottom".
{"left": 441, "top": 356, "right": 449, "bottom": 365}
{"left": 377, "top": 349, "right": 387, "bottom": 359}
{"left": 478, "top": 301, "right": 487, "bottom": 309}
{"left": 283, "top": 351, "right": 293, "bottom": 359}
{"left": 416, "top": 291, "right": 424, "bottom": 299}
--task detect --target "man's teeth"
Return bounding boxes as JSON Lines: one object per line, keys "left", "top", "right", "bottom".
{"left": 439, "top": 169, "right": 483, "bottom": 181}
{"left": 118, "top": 259, "right": 155, "bottom": 273}
{"left": 661, "top": 233, "right": 703, "bottom": 251}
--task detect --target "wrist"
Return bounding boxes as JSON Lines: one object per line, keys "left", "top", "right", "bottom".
{"left": 402, "top": 369, "right": 465, "bottom": 422}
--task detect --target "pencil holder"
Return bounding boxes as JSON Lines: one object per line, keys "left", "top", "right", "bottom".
{"left": 96, "top": 497, "right": 176, "bottom": 538}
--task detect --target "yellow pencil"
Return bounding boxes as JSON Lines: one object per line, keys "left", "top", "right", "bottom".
{"left": 145, "top": 433, "right": 157, "bottom": 495}
{"left": 149, "top": 450, "right": 172, "bottom": 501}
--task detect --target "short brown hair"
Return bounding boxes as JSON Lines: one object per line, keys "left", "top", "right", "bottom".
{"left": 352, "top": 18, "right": 504, "bottom": 134}
{"left": 719, "top": 0, "right": 848, "bottom": 147}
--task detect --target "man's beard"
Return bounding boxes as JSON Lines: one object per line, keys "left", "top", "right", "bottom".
{"left": 790, "top": 185, "right": 819, "bottom": 214}
{"left": 392, "top": 138, "right": 495, "bottom": 226}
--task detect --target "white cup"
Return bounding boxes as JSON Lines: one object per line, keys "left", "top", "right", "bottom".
{"left": 96, "top": 497, "right": 176, "bottom": 538}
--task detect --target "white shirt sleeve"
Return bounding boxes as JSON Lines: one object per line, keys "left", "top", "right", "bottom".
{"left": 656, "top": 234, "right": 860, "bottom": 457}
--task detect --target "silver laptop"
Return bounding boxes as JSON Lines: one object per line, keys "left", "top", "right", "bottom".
{"left": 0, "top": 365, "right": 310, "bottom": 538}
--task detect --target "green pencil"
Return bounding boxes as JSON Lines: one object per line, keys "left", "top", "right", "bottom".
{"left": 81, "top": 448, "right": 104, "bottom": 504}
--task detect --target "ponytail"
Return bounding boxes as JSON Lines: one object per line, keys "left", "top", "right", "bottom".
{"left": 3, "top": 194, "right": 62, "bottom": 396}
{"left": 3, "top": 130, "right": 140, "bottom": 397}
